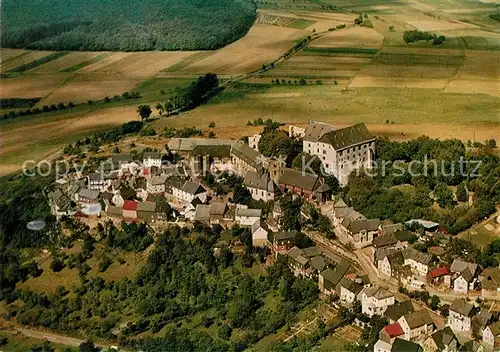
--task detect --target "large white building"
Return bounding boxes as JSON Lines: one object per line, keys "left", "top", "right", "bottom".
{"left": 448, "top": 299, "right": 474, "bottom": 334}
{"left": 303, "top": 121, "right": 375, "bottom": 186}
{"left": 361, "top": 285, "right": 395, "bottom": 317}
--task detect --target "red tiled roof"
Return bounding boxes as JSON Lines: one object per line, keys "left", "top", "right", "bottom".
{"left": 384, "top": 323, "right": 404, "bottom": 338}
{"left": 123, "top": 200, "right": 138, "bottom": 211}
{"left": 428, "top": 266, "right": 449, "bottom": 278}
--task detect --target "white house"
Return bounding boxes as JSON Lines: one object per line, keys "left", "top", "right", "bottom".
{"left": 172, "top": 181, "right": 207, "bottom": 203}
{"left": 397, "top": 310, "right": 435, "bottom": 341}
{"left": 143, "top": 152, "right": 162, "bottom": 168}
{"left": 252, "top": 220, "right": 269, "bottom": 247}
{"left": 235, "top": 208, "right": 262, "bottom": 226}
{"left": 339, "top": 218, "right": 381, "bottom": 248}
{"left": 448, "top": 299, "right": 474, "bottom": 334}
{"left": 450, "top": 260, "right": 478, "bottom": 294}
{"left": 402, "top": 247, "right": 431, "bottom": 277}
{"left": 361, "top": 285, "right": 395, "bottom": 317}
{"left": 483, "top": 321, "right": 500, "bottom": 351}
{"left": 243, "top": 170, "right": 279, "bottom": 202}
{"left": 147, "top": 175, "right": 167, "bottom": 194}
{"left": 337, "top": 277, "right": 363, "bottom": 305}
{"left": 111, "top": 154, "right": 140, "bottom": 174}
{"left": 88, "top": 173, "right": 106, "bottom": 191}
{"left": 303, "top": 122, "right": 375, "bottom": 186}
{"left": 248, "top": 134, "right": 261, "bottom": 151}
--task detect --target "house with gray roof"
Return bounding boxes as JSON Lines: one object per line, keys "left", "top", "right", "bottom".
{"left": 143, "top": 152, "right": 161, "bottom": 168}
{"left": 338, "top": 217, "right": 381, "bottom": 249}
{"left": 423, "top": 327, "right": 457, "bottom": 352}
{"left": 77, "top": 188, "right": 100, "bottom": 204}
{"left": 385, "top": 300, "right": 415, "bottom": 324}
{"left": 147, "top": 175, "right": 168, "bottom": 194}
{"left": 319, "top": 259, "right": 351, "bottom": 296}
{"left": 303, "top": 122, "right": 375, "bottom": 186}
{"left": 402, "top": 247, "right": 432, "bottom": 277}
{"left": 243, "top": 170, "right": 279, "bottom": 202}
{"left": 278, "top": 168, "right": 329, "bottom": 201}
{"left": 450, "top": 259, "right": 478, "bottom": 295}
{"left": 449, "top": 299, "right": 474, "bottom": 334}
{"left": 172, "top": 181, "right": 207, "bottom": 203}
{"left": 272, "top": 230, "right": 297, "bottom": 257}
{"left": 235, "top": 208, "right": 262, "bottom": 226}
{"left": 47, "top": 188, "right": 74, "bottom": 217}
{"left": 360, "top": 285, "right": 395, "bottom": 317}
{"left": 230, "top": 141, "right": 263, "bottom": 176}
{"left": 398, "top": 309, "right": 435, "bottom": 341}
{"left": 337, "top": 277, "right": 363, "bottom": 305}
{"left": 167, "top": 138, "right": 236, "bottom": 154}
{"left": 483, "top": 321, "right": 500, "bottom": 350}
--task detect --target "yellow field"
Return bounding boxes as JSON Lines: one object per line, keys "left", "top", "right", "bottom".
{"left": 309, "top": 27, "right": 384, "bottom": 48}
{"left": 176, "top": 24, "right": 308, "bottom": 74}
{"left": 1, "top": 75, "right": 69, "bottom": 99}
{"left": 359, "top": 64, "right": 457, "bottom": 78}
{"left": 350, "top": 76, "right": 448, "bottom": 89}
{"left": 407, "top": 20, "right": 477, "bottom": 31}
{"left": 0, "top": 48, "right": 28, "bottom": 63}
{"left": 29, "top": 51, "right": 103, "bottom": 73}
{"left": 1, "top": 50, "right": 54, "bottom": 72}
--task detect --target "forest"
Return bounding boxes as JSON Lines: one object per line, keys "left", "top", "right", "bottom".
{"left": 1, "top": 0, "right": 257, "bottom": 51}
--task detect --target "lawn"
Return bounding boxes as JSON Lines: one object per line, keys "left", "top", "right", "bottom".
{"left": 316, "top": 333, "right": 351, "bottom": 351}
{"left": 459, "top": 215, "right": 500, "bottom": 249}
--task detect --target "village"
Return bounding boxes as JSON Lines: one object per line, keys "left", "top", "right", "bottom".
{"left": 45, "top": 120, "right": 500, "bottom": 352}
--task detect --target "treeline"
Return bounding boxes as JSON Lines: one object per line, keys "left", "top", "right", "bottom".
{"left": 404, "top": 30, "right": 446, "bottom": 45}
{"left": 2, "top": 0, "right": 256, "bottom": 51}
{"left": 344, "top": 136, "right": 499, "bottom": 234}
{"left": 2, "top": 91, "right": 141, "bottom": 120}
{"left": 63, "top": 121, "right": 144, "bottom": 155}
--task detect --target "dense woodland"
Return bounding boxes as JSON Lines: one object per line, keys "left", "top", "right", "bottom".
{"left": 2, "top": 0, "right": 256, "bottom": 51}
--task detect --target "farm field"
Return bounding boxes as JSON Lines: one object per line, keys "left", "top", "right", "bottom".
{"left": 1, "top": 50, "right": 55, "bottom": 72}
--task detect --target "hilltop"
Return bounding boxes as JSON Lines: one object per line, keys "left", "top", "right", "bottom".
{"left": 1, "top": 0, "right": 257, "bottom": 51}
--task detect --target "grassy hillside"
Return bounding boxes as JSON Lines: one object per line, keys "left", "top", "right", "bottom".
{"left": 1, "top": 0, "right": 257, "bottom": 51}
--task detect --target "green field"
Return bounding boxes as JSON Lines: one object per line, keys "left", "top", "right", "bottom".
{"left": 0, "top": 332, "right": 77, "bottom": 352}
{"left": 288, "top": 18, "right": 316, "bottom": 29}
{"left": 375, "top": 52, "right": 463, "bottom": 66}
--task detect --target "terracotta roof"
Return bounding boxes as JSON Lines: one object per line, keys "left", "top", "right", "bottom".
{"left": 318, "top": 123, "right": 374, "bottom": 151}
{"left": 123, "top": 200, "right": 138, "bottom": 211}
{"left": 384, "top": 323, "right": 404, "bottom": 338}
{"left": 428, "top": 266, "right": 449, "bottom": 278}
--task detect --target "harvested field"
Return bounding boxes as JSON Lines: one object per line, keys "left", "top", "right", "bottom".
{"left": 350, "top": 76, "right": 448, "bottom": 89}
{"left": 92, "top": 51, "right": 194, "bottom": 77}
{"left": 309, "top": 27, "right": 384, "bottom": 48}
{"left": 29, "top": 51, "right": 103, "bottom": 73}
{"left": 457, "top": 51, "right": 500, "bottom": 79}
{"left": 303, "top": 47, "right": 378, "bottom": 56}
{"left": 1, "top": 75, "right": 69, "bottom": 99}
{"left": 359, "top": 64, "right": 457, "bottom": 78}
{"left": 162, "top": 51, "right": 215, "bottom": 72}
{"left": 60, "top": 53, "right": 111, "bottom": 73}
{"left": 379, "top": 46, "right": 464, "bottom": 56}
{"left": 78, "top": 52, "right": 131, "bottom": 72}
{"left": 444, "top": 8, "right": 499, "bottom": 13}
{"left": 0, "top": 48, "right": 28, "bottom": 63}
{"left": 375, "top": 52, "right": 464, "bottom": 66}
{"left": 407, "top": 20, "right": 478, "bottom": 31}
{"left": 1, "top": 50, "right": 54, "bottom": 72}
{"left": 445, "top": 78, "right": 500, "bottom": 96}
{"left": 288, "top": 18, "right": 316, "bottom": 29}
{"left": 39, "top": 75, "right": 143, "bottom": 104}
{"left": 177, "top": 24, "right": 308, "bottom": 74}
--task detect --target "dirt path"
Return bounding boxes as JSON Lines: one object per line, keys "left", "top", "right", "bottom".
{"left": 14, "top": 328, "right": 88, "bottom": 347}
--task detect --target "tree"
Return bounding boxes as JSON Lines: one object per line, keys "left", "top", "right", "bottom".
{"left": 292, "top": 152, "right": 321, "bottom": 175}
{"left": 435, "top": 183, "right": 454, "bottom": 208}
{"left": 208, "top": 121, "right": 216, "bottom": 128}
{"left": 137, "top": 105, "right": 152, "bottom": 121}
{"left": 155, "top": 103, "right": 163, "bottom": 115}
{"left": 429, "top": 295, "right": 440, "bottom": 310}
{"left": 456, "top": 182, "right": 468, "bottom": 202}
{"left": 208, "top": 131, "right": 216, "bottom": 138}
{"left": 79, "top": 340, "right": 100, "bottom": 352}
{"left": 486, "top": 139, "right": 497, "bottom": 148}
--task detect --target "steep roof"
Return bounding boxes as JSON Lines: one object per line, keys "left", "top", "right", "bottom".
{"left": 343, "top": 218, "right": 381, "bottom": 234}
{"left": 382, "top": 223, "right": 404, "bottom": 235}
{"left": 337, "top": 277, "right": 363, "bottom": 295}
{"left": 235, "top": 208, "right": 262, "bottom": 218}
{"left": 210, "top": 203, "right": 228, "bottom": 216}
{"left": 472, "top": 310, "right": 492, "bottom": 328}
{"left": 459, "top": 267, "right": 475, "bottom": 283}
{"left": 274, "top": 230, "right": 297, "bottom": 241}
{"left": 310, "top": 255, "right": 326, "bottom": 271}
{"left": 148, "top": 175, "right": 168, "bottom": 186}
{"left": 321, "top": 259, "right": 351, "bottom": 287}
{"left": 251, "top": 219, "right": 268, "bottom": 233}
{"left": 168, "top": 138, "right": 236, "bottom": 152}
{"left": 373, "top": 234, "right": 398, "bottom": 248}
{"left": 319, "top": 123, "right": 374, "bottom": 151}
{"left": 112, "top": 154, "right": 134, "bottom": 163}
{"left": 78, "top": 188, "right": 100, "bottom": 200}
{"left": 123, "top": 200, "right": 138, "bottom": 211}
{"left": 364, "top": 285, "right": 393, "bottom": 300}
{"left": 487, "top": 321, "right": 500, "bottom": 337}
{"left": 230, "top": 142, "right": 262, "bottom": 169}
{"left": 384, "top": 323, "right": 404, "bottom": 338}
{"left": 143, "top": 151, "right": 161, "bottom": 159}
{"left": 385, "top": 300, "right": 415, "bottom": 322}
{"left": 194, "top": 205, "right": 211, "bottom": 221}
{"left": 450, "top": 260, "right": 477, "bottom": 275}
{"left": 243, "top": 171, "right": 278, "bottom": 192}
{"left": 88, "top": 172, "right": 103, "bottom": 181}
{"left": 402, "top": 247, "right": 432, "bottom": 265}
{"left": 303, "top": 121, "right": 335, "bottom": 142}
{"left": 191, "top": 144, "right": 232, "bottom": 158}
{"left": 403, "top": 309, "right": 434, "bottom": 329}
{"left": 431, "top": 327, "right": 456, "bottom": 350}
{"left": 428, "top": 266, "right": 450, "bottom": 278}
{"left": 450, "top": 299, "right": 474, "bottom": 317}
{"left": 106, "top": 206, "right": 122, "bottom": 216}
{"left": 279, "top": 168, "right": 320, "bottom": 191}
{"left": 136, "top": 201, "right": 156, "bottom": 212}
{"left": 182, "top": 181, "right": 206, "bottom": 195}
{"left": 391, "top": 338, "right": 423, "bottom": 352}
